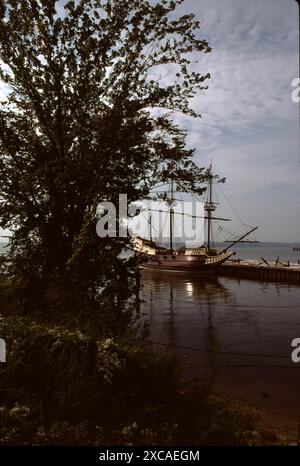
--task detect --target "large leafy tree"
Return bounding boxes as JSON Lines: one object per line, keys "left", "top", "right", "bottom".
{"left": 0, "top": 0, "right": 211, "bottom": 322}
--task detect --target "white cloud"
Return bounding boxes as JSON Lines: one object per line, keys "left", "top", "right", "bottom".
{"left": 171, "top": 0, "right": 300, "bottom": 241}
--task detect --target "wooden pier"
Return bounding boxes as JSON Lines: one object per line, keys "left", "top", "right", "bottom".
{"left": 219, "top": 260, "right": 300, "bottom": 284}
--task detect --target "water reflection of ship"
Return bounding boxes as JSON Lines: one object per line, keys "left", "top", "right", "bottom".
{"left": 140, "top": 269, "right": 234, "bottom": 305}
{"left": 140, "top": 270, "right": 235, "bottom": 382}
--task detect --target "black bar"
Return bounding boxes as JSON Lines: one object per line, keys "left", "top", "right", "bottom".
{"left": 0, "top": 445, "right": 298, "bottom": 464}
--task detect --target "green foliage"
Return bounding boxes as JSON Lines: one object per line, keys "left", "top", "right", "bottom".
{"left": 0, "top": 316, "right": 182, "bottom": 444}
{"left": 0, "top": 0, "right": 211, "bottom": 313}
{"left": 0, "top": 316, "right": 255, "bottom": 445}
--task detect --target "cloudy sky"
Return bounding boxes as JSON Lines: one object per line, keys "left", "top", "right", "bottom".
{"left": 0, "top": 0, "right": 299, "bottom": 242}
{"left": 172, "top": 0, "right": 300, "bottom": 242}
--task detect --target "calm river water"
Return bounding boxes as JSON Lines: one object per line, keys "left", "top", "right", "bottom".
{"left": 140, "top": 268, "right": 300, "bottom": 419}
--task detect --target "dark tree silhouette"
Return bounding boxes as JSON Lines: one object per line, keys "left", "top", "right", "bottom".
{"left": 0, "top": 0, "right": 211, "bottom": 320}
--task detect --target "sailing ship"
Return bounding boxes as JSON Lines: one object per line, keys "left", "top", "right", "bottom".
{"left": 130, "top": 167, "right": 257, "bottom": 273}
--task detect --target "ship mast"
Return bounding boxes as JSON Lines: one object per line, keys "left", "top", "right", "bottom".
{"left": 205, "top": 164, "right": 216, "bottom": 251}
{"left": 169, "top": 179, "right": 174, "bottom": 253}
{"left": 148, "top": 211, "right": 153, "bottom": 242}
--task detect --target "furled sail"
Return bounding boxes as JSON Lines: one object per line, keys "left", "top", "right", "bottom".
{"left": 128, "top": 199, "right": 205, "bottom": 248}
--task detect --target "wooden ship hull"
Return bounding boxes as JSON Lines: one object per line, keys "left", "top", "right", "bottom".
{"left": 133, "top": 237, "right": 235, "bottom": 273}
